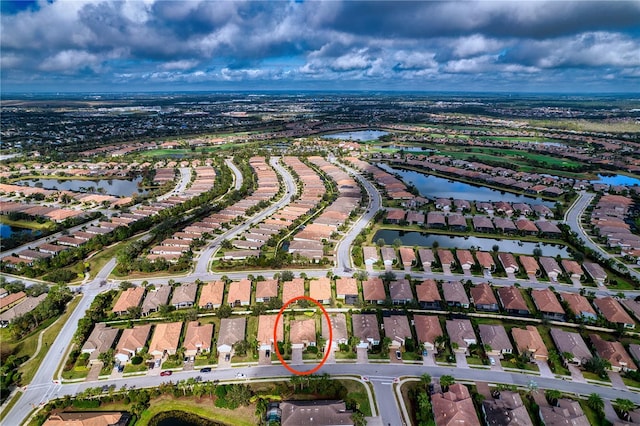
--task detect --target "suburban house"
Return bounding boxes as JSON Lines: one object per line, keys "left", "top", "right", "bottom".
{"left": 427, "top": 211, "right": 447, "bottom": 228}
{"left": 442, "top": 281, "right": 470, "bottom": 308}
{"left": 583, "top": 262, "right": 607, "bottom": 286}
{"left": 590, "top": 334, "right": 637, "bottom": 372}
{"left": 389, "top": 279, "right": 413, "bottom": 305}
{"left": 282, "top": 278, "right": 305, "bottom": 303}
{"left": 115, "top": 324, "right": 151, "bottom": 364}
{"left": 497, "top": 286, "right": 530, "bottom": 315}
{"left": 482, "top": 392, "right": 533, "bottom": 426}
{"left": 258, "top": 315, "right": 283, "bottom": 351}
{"left": 593, "top": 297, "right": 635, "bottom": 329}
{"left": 0, "top": 294, "right": 47, "bottom": 326}
{"left": 278, "top": 400, "right": 354, "bottom": 426}
{"left": 198, "top": 281, "right": 224, "bottom": 309}
{"left": 352, "top": 314, "right": 380, "bottom": 348}
{"left": 538, "top": 257, "right": 563, "bottom": 282}
{"left": 418, "top": 248, "right": 436, "bottom": 272}
{"left": 81, "top": 323, "right": 119, "bottom": 365}
{"left": 227, "top": 279, "right": 251, "bottom": 307}
{"left": 446, "top": 319, "right": 476, "bottom": 355}
{"left": 385, "top": 209, "right": 405, "bottom": 224}
{"left": 416, "top": 279, "right": 442, "bottom": 309}
{"left": 519, "top": 255, "right": 540, "bottom": 277}
{"left": 383, "top": 315, "right": 412, "bottom": 348}
{"left": 406, "top": 211, "right": 425, "bottom": 225}
{"left": 380, "top": 247, "right": 397, "bottom": 271}
{"left": 362, "top": 246, "right": 379, "bottom": 272}
{"left": 183, "top": 321, "right": 213, "bottom": 360}
{"left": 478, "top": 324, "right": 512, "bottom": 358}
{"left": 539, "top": 399, "right": 590, "bottom": 426}
{"left": 399, "top": 247, "right": 416, "bottom": 272}
{"left": 171, "top": 283, "right": 198, "bottom": 309}
{"left": 149, "top": 322, "right": 183, "bottom": 360}
{"left": 413, "top": 315, "right": 442, "bottom": 353}
{"left": 112, "top": 287, "right": 145, "bottom": 316}
{"left": 531, "top": 289, "right": 565, "bottom": 321}
{"left": 363, "top": 277, "right": 386, "bottom": 304}
{"left": 498, "top": 253, "right": 519, "bottom": 274}
{"left": 309, "top": 277, "right": 332, "bottom": 304}
{"left": 516, "top": 218, "right": 538, "bottom": 235}
{"left": 536, "top": 220, "right": 562, "bottom": 237}
{"left": 43, "top": 412, "right": 131, "bottom": 426}
{"left": 475, "top": 252, "right": 495, "bottom": 273}
{"left": 217, "top": 317, "right": 247, "bottom": 354}
{"left": 470, "top": 283, "right": 499, "bottom": 312}
{"left": 561, "top": 259, "right": 584, "bottom": 281}
{"left": 473, "top": 216, "right": 494, "bottom": 232}
{"left": 335, "top": 277, "right": 359, "bottom": 304}
{"left": 549, "top": 328, "right": 592, "bottom": 366}
{"left": 494, "top": 217, "right": 517, "bottom": 234}
{"left": 512, "top": 326, "right": 548, "bottom": 361}
{"left": 322, "top": 313, "right": 348, "bottom": 351}
{"left": 290, "top": 318, "right": 316, "bottom": 349}
{"left": 141, "top": 286, "right": 171, "bottom": 316}
{"left": 621, "top": 300, "right": 640, "bottom": 323}
{"left": 438, "top": 249, "right": 456, "bottom": 275}
{"left": 560, "top": 292, "right": 597, "bottom": 321}
{"left": 255, "top": 279, "right": 278, "bottom": 303}
{"left": 456, "top": 250, "right": 475, "bottom": 274}
{"left": 447, "top": 214, "right": 467, "bottom": 231}
{"left": 432, "top": 384, "right": 481, "bottom": 426}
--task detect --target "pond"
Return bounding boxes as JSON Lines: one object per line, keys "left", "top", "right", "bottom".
{"left": 373, "top": 229, "right": 570, "bottom": 257}
{"left": 16, "top": 176, "right": 149, "bottom": 197}
{"left": 322, "top": 130, "right": 389, "bottom": 141}
{"left": 373, "top": 145, "right": 437, "bottom": 153}
{"left": 378, "top": 163, "right": 555, "bottom": 207}
{"left": 0, "top": 223, "right": 39, "bottom": 239}
{"left": 592, "top": 174, "right": 640, "bottom": 187}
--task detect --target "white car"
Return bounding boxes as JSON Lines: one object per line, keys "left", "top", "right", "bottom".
{"left": 236, "top": 373, "right": 246, "bottom": 379}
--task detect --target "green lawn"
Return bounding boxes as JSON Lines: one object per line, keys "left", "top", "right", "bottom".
{"left": 582, "top": 371, "right": 610, "bottom": 383}
{"left": 123, "top": 363, "right": 148, "bottom": 374}
{"left": 339, "top": 379, "right": 372, "bottom": 416}
{"left": 61, "top": 367, "right": 89, "bottom": 380}
{"left": 136, "top": 395, "right": 257, "bottom": 426}
{"left": 0, "top": 216, "right": 56, "bottom": 231}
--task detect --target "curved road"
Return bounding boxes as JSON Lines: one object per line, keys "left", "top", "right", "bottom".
{"left": 192, "top": 157, "right": 297, "bottom": 275}
{"left": 224, "top": 158, "right": 244, "bottom": 192}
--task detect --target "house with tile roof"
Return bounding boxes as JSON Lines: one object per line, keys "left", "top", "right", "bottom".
{"left": 171, "top": 283, "right": 198, "bottom": 309}
{"left": 217, "top": 317, "right": 247, "bottom": 354}
{"left": 362, "top": 277, "right": 386, "bottom": 304}
{"left": 593, "top": 297, "right": 635, "bottom": 329}
{"left": 560, "top": 292, "right": 596, "bottom": 321}
{"left": 115, "top": 324, "right": 151, "bottom": 364}
{"left": 81, "top": 323, "right": 119, "bottom": 365}
{"left": 258, "top": 315, "right": 283, "bottom": 351}
{"left": 198, "top": 281, "right": 224, "bottom": 309}
{"left": 389, "top": 279, "right": 413, "bottom": 305}
{"left": 549, "top": 328, "right": 592, "bottom": 366}
{"left": 432, "top": 383, "right": 481, "bottom": 426}
{"left": 512, "top": 326, "right": 548, "bottom": 361}
{"left": 470, "top": 283, "right": 498, "bottom": 312}
{"left": 335, "top": 277, "right": 358, "bottom": 304}
{"left": 290, "top": 318, "right": 316, "bottom": 349}
{"left": 482, "top": 392, "right": 533, "bottom": 426}
{"left": 497, "top": 286, "right": 529, "bottom": 315}
{"left": 478, "top": 324, "right": 512, "bottom": 358}
{"left": 149, "top": 322, "right": 183, "bottom": 360}
{"left": 442, "top": 281, "right": 470, "bottom": 308}
{"left": 590, "top": 334, "right": 636, "bottom": 372}
{"left": 141, "top": 286, "right": 171, "bottom": 316}
{"left": 446, "top": 319, "right": 476, "bottom": 355}
{"left": 532, "top": 289, "right": 565, "bottom": 321}
{"left": 309, "top": 277, "right": 332, "bottom": 304}
{"left": 112, "top": 287, "right": 145, "bottom": 316}
{"left": 255, "top": 279, "right": 278, "bottom": 303}
{"left": 383, "top": 315, "right": 412, "bottom": 348}
{"left": 184, "top": 321, "right": 213, "bottom": 359}
{"left": 416, "top": 279, "right": 442, "bottom": 310}
{"left": 282, "top": 278, "right": 305, "bottom": 304}
{"left": 227, "top": 279, "right": 251, "bottom": 307}
{"left": 352, "top": 314, "right": 380, "bottom": 348}
{"left": 414, "top": 315, "right": 442, "bottom": 353}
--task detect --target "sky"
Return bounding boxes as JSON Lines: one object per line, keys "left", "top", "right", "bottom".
{"left": 1, "top": 0, "right": 640, "bottom": 93}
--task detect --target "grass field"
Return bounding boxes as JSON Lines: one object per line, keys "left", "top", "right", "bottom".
{"left": 0, "top": 216, "right": 56, "bottom": 231}
{"left": 136, "top": 395, "right": 257, "bottom": 426}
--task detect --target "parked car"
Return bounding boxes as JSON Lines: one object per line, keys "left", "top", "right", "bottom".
{"left": 490, "top": 358, "right": 496, "bottom": 366}
{"left": 224, "top": 353, "right": 230, "bottom": 361}
{"left": 200, "top": 367, "right": 212, "bottom": 373}
{"left": 160, "top": 371, "right": 172, "bottom": 376}
{"left": 395, "top": 351, "right": 402, "bottom": 360}
{"left": 236, "top": 373, "right": 246, "bottom": 379}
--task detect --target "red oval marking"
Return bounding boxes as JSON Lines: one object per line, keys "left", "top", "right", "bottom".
{"left": 273, "top": 295, "right": 333, "bottom": 376}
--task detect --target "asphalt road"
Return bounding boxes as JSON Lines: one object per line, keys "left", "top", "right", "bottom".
{"left": 224, "top": 158, "right": 244, "bottom": 192}
{"left": 157, "top": 167, "right": 192, "bottom": 200}
{"left": 192, "top": 157, "right": 297, "bottom": 275}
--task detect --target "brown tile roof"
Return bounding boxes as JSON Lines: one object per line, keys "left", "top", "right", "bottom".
{"left": 442, "top": 281, "right": 469, "bottom": 305}
{"left": 399, "top": 247, "right": 416, "bottom": 266}
{"left": 416, "top": 279, "right": 441, "bottom": 303}
{"left": 498, "top": 286, "right": 528, "bottom": 312}
{"left": 362, "top": 277, "right": 386, "bottom": 301}
{"left": 255, "top": 279, "right": 278, "bottom": 300}
{"left": 432, "top": 383, "right": 481, "bottom": 426}
{"left": 560, "top": 292, "right": 596, "bottom": 318}
{"left": 43, "top": 412, "right": 126, "bottom": 426}
{"left": 290, "top": 318, "right": 316, "bottom": 345}
{"left": 218, "top": 317, "right": 247, "bottom": 348}
{"left": 561, "top": 259, "right": 584, "bottom": 277}
{"left": 351, "top": 313, "right": 380, "bottom": 343}
{"left": 116, "top": 324, "right": 151, "bottom": 356}
{"left": 470, "top": 283, "right": 497, "bottom": 306}
{"left": 532, "top": 289, "right": 564, "bottom": 315}
{"left": 335, "top": 277, "right": 358, "bottom": 297}
{"left": 0, "top": 291, "right": 26, "bottom": 310}
{"left": 389, "top": 279, "right": 413, "bottom": 301}
{"left": 171, "top": 282, "right": 198, "bottom": 305}
{"left": 112, "top": 287, "right": 145, "bottom": 314}
{"left": 413, "top": 315, "right": 442, "bottom": 346}
{"left": 227, "top": 279, "right": 251, "bottom": 305}
{"left": 322, "top": 313, "right": 348, "bottom": 343}
{"left": 512, "top": 326, "right": 548, "bottom": 359}
{"left": 183, "top": 321, "right": 213, "bottom": 353}
{"left": 498, "top": 253, "right": 519, "bottom": 272}
{"left": 518, "top": 255, "right": 540, "bottom": 275}
{"left": 593, "top": 297, "right": 635, "bottom": 326}
{"left": 456, "top": 249, "right": 475, "bottom": 266}
{"left": 309, "top": 277, "right": 332, "bottom": 301}
{"left": 141, "top": 286, "right": 171, "bottom": 314}
{"left": 149, "top": 322, "right": 182, "bottom": 356}
{"left": 198, "top": 281, "right": 224, "bottom": 308}
{"left": 282, "top": 278, "right": 305, "bottom": 303}
{"left": 383, "top": 315, "right": 412, "bottom": 346}
{"left": 590, "top": 334, "right": 637, "bottom": 370}
{"left": 478, "top": 324, "right": 513, "bottom": 353}
{"left": 437, "top": 249, "right": 455, "bottom": 266}
{"left": 258, "top": 315, "right": 283, "bottom": 346}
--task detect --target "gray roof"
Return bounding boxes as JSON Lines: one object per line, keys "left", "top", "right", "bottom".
{"left": 171, "top": 282, "right": 198, "bottom": 305}
{"left": 539, "top": 399, "right": 590, "bottom": 426}
{"left": 0, "top": 293, "right": 47, "bottom": 323}
{"left": 389, "top": 279, "right": 413, "bottom": 300}
{"left": 217, "top": 317, "right": 246, "bottom": 348}
{"left": 81, "top": 323, "right": 119, "bottom": 360}
{"left": 351, "top": 314, "right": 380, "bottom": 342}
{"left": 549, "top": 328, "right": 592, "bottom": 362}
{"left": 141, "top": 286, "right": 171, "bottom": 313}
{"left": 442, "top": 281, "right": 470, "bottom": 305}
{"left": 482, "top": 392, "right": 533, "bottom": 426}
{"left": 280, "top": 400, "right": 353, "bottom": 426}
{"left": 478, "top": 324, "right": 512, "bottom": 352}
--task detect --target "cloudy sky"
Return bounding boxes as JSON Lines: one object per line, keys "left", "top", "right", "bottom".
{"left": 2, "top": 0, "right": 639, "bottom": 92}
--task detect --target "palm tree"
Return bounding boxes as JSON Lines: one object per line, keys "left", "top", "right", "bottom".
{"left": 614, "top": 398, "right": 636, "bottom": 420}
{"left": 439, "top": 375, "right": 455, "bottom": 391}
{"left": 420, "top": 373, "right": 432, "bottom": 391}
{"left": 587, "top": 393, "right": 604, "bottom": 414}
{"left": 545, "top": 389, "right": 562, "bottom": 406}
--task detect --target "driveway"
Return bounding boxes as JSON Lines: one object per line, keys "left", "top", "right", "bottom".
{"left": 291, "top": 348, "right": 303, "bottom": 365}
{"left": 258, "top": 349, "right": 272, "bottom": 366}
{"left": 389, "top": 348, "right": 403, "bottom": 364}
{"left": 455, "top": 352, "right": 469, "bottom": 369}
{"left": 488, "top": 356, "right": 503, "bottom": 371}
{"left": 568, "top": 364, "right": 586, "bottom": 383}
{"left": 423, "top": 352, "right": 436, "bottom": 367}
{"left": 608, "top": 371, "right": 628, "bottom": 390}
{"left": 356, "top": 347, "right": 369, "bottom": 364}
{"left": 86, "top": 362, "right": 103, "bottom": 381}
{"left": 535, "top": 360, "right": 554, "bottom": 378}
{"left": 217, "top": 352, "right": 232, "bottom": 369}
{"left": 325, "top": 346, "right": 336, "bottom": 364}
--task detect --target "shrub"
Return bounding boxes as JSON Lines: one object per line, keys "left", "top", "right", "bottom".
{"left": 131, "top": 356, "right": 143, "bottom": 365}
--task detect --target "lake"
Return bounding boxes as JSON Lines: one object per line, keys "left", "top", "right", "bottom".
{"left": 373, "top": 145, "right": 437, "bottom": 153}
{"left": 378, "top": 163, "right": 555, "bottom": 207}
{"left": 373, "top": 229, "right": 570, "bottom": 257}
{"left": 593, "top": 174, "right": 640, "bottom": 187}
{"left": 0, "top": 223, "right": 38, "bottom": 239}
{"left": 17, "top": 176, "right": 149, "bottom": 197}
{"left": 322, "top": 130, "right": 389, "bottom": 141}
